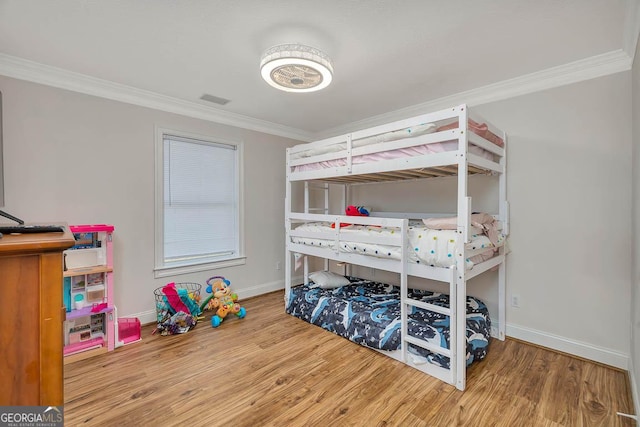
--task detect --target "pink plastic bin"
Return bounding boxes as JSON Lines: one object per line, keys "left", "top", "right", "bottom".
{"left": 118, "top": 318, "right": 141, "bottom": 345}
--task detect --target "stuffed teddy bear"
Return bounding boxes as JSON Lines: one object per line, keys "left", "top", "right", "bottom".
{"left": 199, "top": 276, "right": 247, "bottom": 327}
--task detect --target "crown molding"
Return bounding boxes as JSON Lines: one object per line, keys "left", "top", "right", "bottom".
{"left": 314, "top": 49, "right": 632, "bottom": 139}
{"left": 623, "top": 0, "right": 640, "bottom": 60}
{"left": 0, "top": 47, "right": 632, "bottom": 144}
{"left": 0, "top": 53, "right": 314, "bottom": 142}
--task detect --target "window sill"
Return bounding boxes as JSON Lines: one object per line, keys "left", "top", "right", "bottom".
{"left": 154, "top": 256, "right": 246, "bottom": 279}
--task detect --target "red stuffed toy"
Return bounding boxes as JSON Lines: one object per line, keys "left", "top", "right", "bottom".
{"left": 345, "top": 205, "right": 369, "bottom": 216}
{"left": 332, "top": 205, "right": 370, "bottom": 228}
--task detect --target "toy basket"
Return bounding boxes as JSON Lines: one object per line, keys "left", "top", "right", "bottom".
{"left": 154, "top": 282, "right": 202, "bottom": 324}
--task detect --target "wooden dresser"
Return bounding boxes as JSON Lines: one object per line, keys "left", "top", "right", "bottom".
{"left": 0, "top": 225, "right": 75, "bottom": 405}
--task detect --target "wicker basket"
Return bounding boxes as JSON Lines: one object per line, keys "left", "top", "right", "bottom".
{"left": 154, "top": 282, "right": 202, "bottom": 324}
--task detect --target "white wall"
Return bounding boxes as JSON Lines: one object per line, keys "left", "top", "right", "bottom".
{"left": 348, "top": 72, "right": 633, "bottom": 368}
{"left": 1, "top": 66, "right": 634, "bottom": 370}
{"left": 480, "top": 73, "right": 632, "bottom": 366}
{"left": 0, "top": 75, "right": 300, "bottom": 321}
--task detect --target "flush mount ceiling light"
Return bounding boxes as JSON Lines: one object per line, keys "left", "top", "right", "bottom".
{"left": 260, "top": 44, "right": 333, "bottom": 93}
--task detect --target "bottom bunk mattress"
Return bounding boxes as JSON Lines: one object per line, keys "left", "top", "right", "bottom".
{"left": 290, "top": 220, "right": 504, "bottom": 269}
{"left": 286, "top": 277, "right": 491, "bottom": 369}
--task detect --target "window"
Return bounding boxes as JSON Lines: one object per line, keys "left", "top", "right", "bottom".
{"left": 155, "top": 129, "right": 244, "bottom": 277}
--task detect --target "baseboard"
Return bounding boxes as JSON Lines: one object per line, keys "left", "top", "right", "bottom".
{"left": 124, "top": 277, "right": 301, "bottom": 326}
{"left": 236, "top": 278, "right": 287, "bottom": 299}
{"left": 507, "top": 323, "right": 629, "bottom": 370}
{"left": 629, "top": 358, "right": 640, "bottom": 418}
{"left": 128, "top": 309, "right": 159, "bottom": 326}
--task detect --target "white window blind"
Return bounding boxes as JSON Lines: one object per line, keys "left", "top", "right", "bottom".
{"left": 162, "top": 134, "right": 238, "bottom": 266}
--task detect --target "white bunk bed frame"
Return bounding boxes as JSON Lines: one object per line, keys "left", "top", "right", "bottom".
{"left": 284, "top": 104, "right": 508, "bottom": 391}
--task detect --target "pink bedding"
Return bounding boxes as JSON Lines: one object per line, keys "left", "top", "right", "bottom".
{"left": 437, "top": 119, "right": 504, "bottom": 148}
{"left": 292, "top": 140, "right": 493, "bottom": 173}
{"left": 422, "top": 212, "right": 501, "bottom": 248}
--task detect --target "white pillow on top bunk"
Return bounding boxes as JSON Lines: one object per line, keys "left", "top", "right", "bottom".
{"left": 291, "top": 122, "right": 437, "bottom": 160}
{"left": 309, "top": 271, "right": 350, "bottom": 289}
{"left": 422, "top": 213, "right": 495, "bottom": 230}
{"left": 354, "top": 122, "right": 437, "bottom": 147}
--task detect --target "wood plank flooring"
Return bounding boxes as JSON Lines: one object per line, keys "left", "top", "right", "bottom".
{"left": 64, "top": 290, "right": 635, "bottom": 426}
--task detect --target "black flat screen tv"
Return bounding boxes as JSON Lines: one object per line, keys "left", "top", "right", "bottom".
{"left": 0, "top": 92, "right": 26, "bottom": 225}
{"left": 0, "top": 91, "right": 26, "bottom": 225}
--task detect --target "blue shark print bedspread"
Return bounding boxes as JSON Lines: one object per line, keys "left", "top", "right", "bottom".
{"left": 286, "top": 277, "right": 491, "bottom": 368}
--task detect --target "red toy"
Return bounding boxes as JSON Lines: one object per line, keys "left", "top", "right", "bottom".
{"left": 161, "top": 282, "right": 191, "bottom": 314}
{"left": 332, "top": 205, "right": 370, "bottom": 228}
{"left": 345, "top": 205, "right": 369, "bottom": 216}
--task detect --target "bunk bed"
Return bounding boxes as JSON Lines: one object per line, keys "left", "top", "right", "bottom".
{"left": 284, "top": 104, "right": 508, "bottom": 391}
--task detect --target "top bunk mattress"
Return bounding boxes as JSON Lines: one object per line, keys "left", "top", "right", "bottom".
{"left": 290, "top": 118, "right": 505, "bottom": 174}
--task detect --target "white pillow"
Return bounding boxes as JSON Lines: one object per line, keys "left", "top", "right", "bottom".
{"left": 308, "top": 271, "right": 350, "bottom": 289}
{"left": 354, "top": 122, "right": 437, "bottom": 147}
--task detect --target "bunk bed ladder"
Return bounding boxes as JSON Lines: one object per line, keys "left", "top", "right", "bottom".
{"left": 402, "top": 294, "right": 454, "bottom": 374}
{"left": 399, "top": 218, "right": 458, "bottom": 385}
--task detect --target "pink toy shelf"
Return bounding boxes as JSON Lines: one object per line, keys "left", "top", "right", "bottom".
{"left": 70, "top": 224, "right": 114, "bottom": 233}
{"left": 63, "top": 224, "right": 118, "bottom": 362}
{"left": 64, "top": 337, "right": 104, "bottom": 356}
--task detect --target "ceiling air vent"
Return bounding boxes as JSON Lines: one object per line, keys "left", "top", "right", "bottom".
{"left": 200, "top": 94, "right": 230, "bottom": 105}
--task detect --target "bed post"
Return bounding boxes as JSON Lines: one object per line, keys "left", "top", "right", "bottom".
{"left": 498, "top": 132, "right": 509, "bottom": 341}
{"left": 324, "top": 183, "right": 330, "bottom": 272}
{"left": 449, "top": 265, "right": 459, "bottom": 386}
{"left": 303, "top": 182, "right": 310, "bottom": 281}
{"left": 343, "top": 183, "right": 352, "bottom": 277}
{"left": 454, "top": 104, "right": 470, "bottom": 391}
{"left": 285, "top": 148, "right": 292, "bottom": 305}
{"left": 400, "top": 219, "right": 409, "bottom": 363}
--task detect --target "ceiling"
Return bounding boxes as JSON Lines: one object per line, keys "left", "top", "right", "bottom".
{"left": 0, "top": 1, "right": 636, "bottom": 141}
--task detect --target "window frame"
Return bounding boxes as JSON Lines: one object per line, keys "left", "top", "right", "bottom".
{"left": 154, "top": 127, "right": 245, "bottom": 278}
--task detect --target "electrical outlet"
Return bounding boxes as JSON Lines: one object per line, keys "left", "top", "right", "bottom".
{"left": 276, "top": 261, "right": 281, "bottom": 270}
{"left": 511, "top": 294, "right": 520, "bottom": 308}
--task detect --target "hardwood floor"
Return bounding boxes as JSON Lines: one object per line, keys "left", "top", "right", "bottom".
{"left": 64, "top": 291, "right": 635, "bottom": 426}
